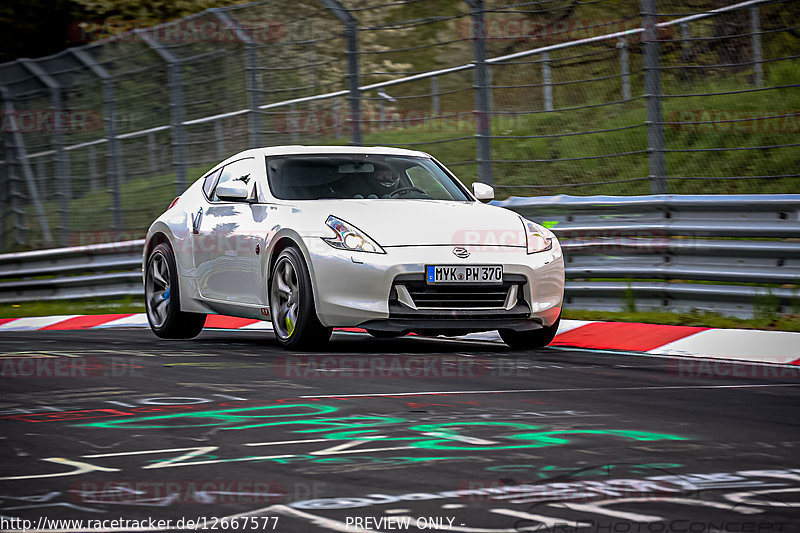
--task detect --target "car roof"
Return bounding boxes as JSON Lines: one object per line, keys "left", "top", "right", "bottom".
{"left": 205, "top": 146, "right": 438, "bottom": 178}
{"left": 258, "top": 145, "right": 432, "bottom": 158}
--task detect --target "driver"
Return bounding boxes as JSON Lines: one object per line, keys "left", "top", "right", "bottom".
{"left": 374, "top": 168, "right": 400, "bottom": 197}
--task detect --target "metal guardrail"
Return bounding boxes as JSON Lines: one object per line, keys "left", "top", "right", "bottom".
{"left": 0, "top": 240, "right": 143, "bottom": 304}
{"left": 1, "top": 195, "right": 798, "bottom": 318}
{"left": 501, "top": 194, "right": 800, "bottom": 317}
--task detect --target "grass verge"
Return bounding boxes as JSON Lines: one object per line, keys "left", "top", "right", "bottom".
{"left": 0, "top": 297, "right": 144, "bottom": 319}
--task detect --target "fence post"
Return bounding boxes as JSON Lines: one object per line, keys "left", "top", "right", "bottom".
{"left": 139, "top": 31, "right": 188, "bottom": 195}
{"left": 750, "top": 7, "right": 763, "bottom": 87}
{"left": 320, "top": 0, "right": 361, "bottom": 145}
{"left": 379, "top": 97, "right": 386, "bottom": 131}
{"left": 147, "top": 133, "right": 157, "bottom": 175}
{"left": 20, "top": 60, "right": 70, "bottom": 245}
{"left": 88, "top": 144, "right": 97, "bottom": 190}
{"left": 641, "top": 0, "right": 667, "bottom": 194}
{"left": 0, "top": 146, "right": 6, "bottom": 248}
{"left": 344, "top": 20, "right": 361, "bottom": 145}
{"left": 290, "top": 103, "right": 300, "bottom": 143}
{"left": 17, "top": 63, "right": 63, "bottom": 244}
{"left": 214, "top": 120, "right": 225, "bottom": 159}
{"left": 211, "top": 9, "right": 262, "bottom": 148}
{"left": 541, "top": 52, "right": 553, "bottom": 111}
{"left": 680, "top": 22, "right": 691, "bottom": 62}
{"left": 431, "top": 76, "right": 440, "bottom": 116}
{"left": 0, "top": 112, "right": 25, "bottom": 247}
{"left": 618, "top": 39, "right": 631, "bottom": 101}
{"left": 486, "top": 64, "right": 494, "bottom": 116}
{"left": 0, "top": 88, "right": 53, "bottom": 245}
{"left": 2, "top": 133, "right": 25, "bottom": 247}
{"left": 467, "top": 0, "right": 493, "bottom": 186}
{"left": 334, "top": 99, "right": 342, "bottom": 139}
{"left": 52, "top": 86, "right": 70, "bottom": 245}
{"left": 70, "top": 48, "right": 123, "bottom": 232}
{"left": 36, "top": 158, "right": 46, "bottom": 192}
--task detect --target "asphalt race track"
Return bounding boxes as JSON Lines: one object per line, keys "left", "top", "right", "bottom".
{"left": 1, "top": 328, "right": 799, "bottom": 532}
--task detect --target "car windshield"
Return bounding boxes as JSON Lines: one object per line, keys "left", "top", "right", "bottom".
{"left": 266, "top": 154, "right": 470, "bottom": 201}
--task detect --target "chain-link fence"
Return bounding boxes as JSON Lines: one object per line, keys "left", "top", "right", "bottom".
{"left": 1, "top": 0, "right": 798, "bottom": 251}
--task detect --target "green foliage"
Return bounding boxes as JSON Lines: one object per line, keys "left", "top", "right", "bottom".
{"left": 622, "top": 281, "right": 637, "bottom": 313}
{"left": 71, "top": 0, "right": 245, "bottom": 22}
{"left": 0, "top": 296, "right": 144, "bottom": 318}
{"left": 753, "top": 287, "right": 781, "bottom": 322}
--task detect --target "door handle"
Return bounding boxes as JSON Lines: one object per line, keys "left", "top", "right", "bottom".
{"left": 191, "top": 207, "right": 203, "bottom": 234}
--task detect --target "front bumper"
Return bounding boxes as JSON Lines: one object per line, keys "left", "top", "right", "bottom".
{"left": 359, "top": 317, "right": 545, "bottom": 336}
{"left": 303, "top": 239, "right": 564, "bottom": 331}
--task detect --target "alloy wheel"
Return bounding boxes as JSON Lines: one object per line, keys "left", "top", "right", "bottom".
{"left": 271, "top": 257, "right": 300, "bottom": 340}
{"left": 146, "top": 253, "right": 171, "bottom": 328}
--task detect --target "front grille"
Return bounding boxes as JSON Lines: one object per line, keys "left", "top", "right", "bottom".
{"left": 389, "top": 274, "right": 529, "bottom": 318}
{"left": 405, "top": 282, "right": 509, "bottom": 308}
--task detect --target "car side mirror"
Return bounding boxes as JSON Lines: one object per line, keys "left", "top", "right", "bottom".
{"left": 215, "top": 180, "right": 250, "bottom": 202}
{"left": 472, "top": 182, "right": 494, "bottom": 202}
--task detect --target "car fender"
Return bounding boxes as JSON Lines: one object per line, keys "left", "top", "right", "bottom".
{"left": 143, "top": 207, "right": 198, "bottom": 313}
{"left": 262, "top": 227, "right": 324, "bottom": 315}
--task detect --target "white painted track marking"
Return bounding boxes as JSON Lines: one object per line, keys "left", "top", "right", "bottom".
{"left": 0, "top": 315, "right": 79, "bottom": 331}
{"left": 651, "top": 328, "right": 800, "bottom": 362}
{"left": 94, "top": 314, "right": 149, "bottom": 328}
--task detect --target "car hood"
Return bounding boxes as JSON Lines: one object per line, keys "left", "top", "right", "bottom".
{"left": 304, "top": 199, "right": 527, "bottom": 247}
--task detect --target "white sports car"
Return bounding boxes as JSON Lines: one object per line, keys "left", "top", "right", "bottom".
{"left": 143, "top": 146, "right": 564, "bottom": 350}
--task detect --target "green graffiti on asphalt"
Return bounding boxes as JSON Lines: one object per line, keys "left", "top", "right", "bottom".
{"left": 406, "top": 422, "right": 686, "bottom": 451}
{"left": 79, "top": 403, "right": 686, "bottom": 453}
{"left": 79, "top": 404, "right": 340, "bottom": 429}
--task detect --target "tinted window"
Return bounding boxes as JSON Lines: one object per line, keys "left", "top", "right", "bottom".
{"left": 212, "top": 158, "right": 255, "bottom": 202}
{"left": 266, "top": 155, "right": 469, "bottom": 201}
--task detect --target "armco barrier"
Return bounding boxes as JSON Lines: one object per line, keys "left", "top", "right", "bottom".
{"left": 0, "top": 240, "right": 144, "bottom": 304}
{"left": 0, "top": 195, "right": 798, "bottom": 318}
{"left": 498, "top": 194, "right": 800, "bottom": 317}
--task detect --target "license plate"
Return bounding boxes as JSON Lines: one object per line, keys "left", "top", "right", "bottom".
{"left": 426, "top": 265, "right": 503, "bottom": 284}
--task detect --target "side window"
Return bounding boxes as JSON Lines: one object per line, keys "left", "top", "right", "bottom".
{"left": 211, "top": 158, "right": 255, "bottom": 202}
{"left": 202, "top": 168, "right": 222, "bottom": 198}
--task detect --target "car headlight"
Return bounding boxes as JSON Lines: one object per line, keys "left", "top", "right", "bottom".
{"left": 323, "top": 215, "right": 385, "bottom": 254}
{"left": 521, "top": 217, "right": 553, "bottom": 254}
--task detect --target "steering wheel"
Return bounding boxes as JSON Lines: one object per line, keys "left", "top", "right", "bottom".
{"left": 388, "top": 186, "right": 428, "bottom": 198}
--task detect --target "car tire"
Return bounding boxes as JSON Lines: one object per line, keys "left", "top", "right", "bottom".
{"left": 500, "top": 316, "right": 561, "bottom": 350}
{"left": 145, "top": 243, "right": 207, "bottom": 339}
{"left": 269, "top": 246, "right": 332, "bottom": 350}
